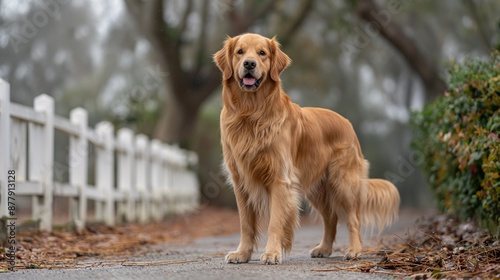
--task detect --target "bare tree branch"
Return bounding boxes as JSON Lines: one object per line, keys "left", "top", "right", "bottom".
{"left": 463, "top": 0, "right": 492, "bottom": 51}
{"left": 248, "top": 0, "right": 276, "bottom": 30}
{"left": 178, "top": 0, "right": 194, "bottom": 47}
{"left": 228, "top": 0, "right": 275, "bottom": 35}
{"left": 227, "top": 0, "right": 248, "bottom": 33}
{"left": 356, "top": 0, "right": 446, "bottom": 101}
{"left": 125, "top": 0, "right": 192, "bottom": 107}
{"left": 193, "top": 0, "right": 209, "bottom": 80}
{"left": 277, "top": 0, "right": 315, "bottom": 46}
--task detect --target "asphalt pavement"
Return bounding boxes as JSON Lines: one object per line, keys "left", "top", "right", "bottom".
{"left": 4, "top": 211, "right": 422, "bottom": 280}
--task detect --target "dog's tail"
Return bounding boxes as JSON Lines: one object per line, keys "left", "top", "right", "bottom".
{"left": 361, "top": 178, "right": 400, "bottom": 234}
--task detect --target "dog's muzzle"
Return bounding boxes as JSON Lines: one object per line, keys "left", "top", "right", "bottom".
{"left": 241, "top": 73, "right": 262, "bottom": 86}
{"left": 240, "top": 72, "right": 263, "bottom": 90}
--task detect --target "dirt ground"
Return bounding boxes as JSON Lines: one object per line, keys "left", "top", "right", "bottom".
{"left": 0, "top": 206, "right": 241, "bottom": 271}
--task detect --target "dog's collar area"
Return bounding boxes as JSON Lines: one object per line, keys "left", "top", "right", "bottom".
{"left": 239, "top": 74, "right": 263, "bottom": 90}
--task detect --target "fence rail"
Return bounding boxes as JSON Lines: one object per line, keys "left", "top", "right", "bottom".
{"left": 0, "top": 78, "right": 199, "bottom": 231}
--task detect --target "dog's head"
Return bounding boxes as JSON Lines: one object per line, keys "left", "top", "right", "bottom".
{"left": 214, "top": 33, "right": 291, "bottom": 92}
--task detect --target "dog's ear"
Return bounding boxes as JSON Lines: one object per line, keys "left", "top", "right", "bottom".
{"left": 214, "top": 36, "right": 236, "bottom": 81}
{"left": 269, "top": 36, "right": 292, "bottom": 82}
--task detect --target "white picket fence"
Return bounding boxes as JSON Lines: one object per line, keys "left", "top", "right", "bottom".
{"left": 0, "top": 78, "right": 199, "bottom": 231}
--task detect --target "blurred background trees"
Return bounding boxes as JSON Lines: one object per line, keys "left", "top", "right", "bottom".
{"left": 1, "top": 0, "right": 499, "bottom": 209}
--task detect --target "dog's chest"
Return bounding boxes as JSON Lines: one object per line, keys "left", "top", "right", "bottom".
{"left": 222, "top": 116, "right": 287, "bottom": 181}
{"left": 224, "top": 118, "right": 279, "bottom": 153}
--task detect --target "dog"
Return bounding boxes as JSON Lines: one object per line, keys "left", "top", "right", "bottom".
{"left": 214, "top": 33, "right": 400, "bottom": 265}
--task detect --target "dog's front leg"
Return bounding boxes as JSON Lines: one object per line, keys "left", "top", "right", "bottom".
{"left": 261, "top": 183, "right": 300, "bottom": 265}
{"left": 225, "top": 187, "right": 258, "bottom": 264}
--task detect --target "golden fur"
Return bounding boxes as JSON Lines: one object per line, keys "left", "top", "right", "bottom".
{"left": 214, "top": 33, "right": 400, "bottom": 265}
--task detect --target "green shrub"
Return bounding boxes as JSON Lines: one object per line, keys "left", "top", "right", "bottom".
{"left": 411, "top": 51, "right": 500, "bottom": 235}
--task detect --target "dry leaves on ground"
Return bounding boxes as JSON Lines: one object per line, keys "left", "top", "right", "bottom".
{"left": 314, "top": 215, "right": 500, "bottom": 279}
{"left": 2, "top": 206, "right": 498, "bottom": 278}
{"left": 0, "top": 206, "right": 240, "bottom": 271}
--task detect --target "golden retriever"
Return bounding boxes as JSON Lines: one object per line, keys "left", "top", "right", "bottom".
{"left": 214, "top": 33, "right": 400, "bottom": 265}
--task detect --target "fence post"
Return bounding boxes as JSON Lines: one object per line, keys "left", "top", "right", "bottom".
{"left": 150, "top": 140, "right": 162, "bottom": 221}
{"left": 0, "top": 79, "right": 10, "bottom": 220}
{"left": 164, "top": 145, "right": 178, "bottom": 214}
{"left": 95, "top": 121, "right": 114, "bottom": 226}
{"left": 160, "top": 145, "right": 170, "bottom": 215}
{"left": 176, "top": 148, "right": 192, "bottom": 213}
{"left": 135, "top": 134, "right": 149, "bottom": 222}
{"left": 187, "top": 151, "right": 199, "bottom": 210}
{"left": 33, "top": 94, "right": 54, "bottom": 231}
{"left": 69, "top": 108, "right": 88, "bottom": 229}
{"left": 117, "top": 128, "right": 134, "bottom": 222}
{"left": 169, "top": 147, "right": 181, "bottom": 213}
{"left": 28, "top": 120, "right": 43, "bottom": 222}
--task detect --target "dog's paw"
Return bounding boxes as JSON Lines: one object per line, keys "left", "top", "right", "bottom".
{"left": 309, "top": 244, "right": 332, "bottom": 258}
{"left": 225, "top": 250, "right": 251, "bottom": 264}
{"left": 343, "top": 248, "right": 361, "bottom": 260}
{"left": 260, "top": 251, "right": 282, "bottom": 265}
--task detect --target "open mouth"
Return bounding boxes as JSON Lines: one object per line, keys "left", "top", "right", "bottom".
{"left": 239, "top": 73, "right": 263, "bottom": 89}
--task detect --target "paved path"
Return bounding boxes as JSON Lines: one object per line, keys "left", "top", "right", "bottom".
{"left": 6, "top": 212, "right": 421, "bottom": 280}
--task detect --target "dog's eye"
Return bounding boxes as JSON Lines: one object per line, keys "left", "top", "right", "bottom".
{"left": 259, "top": 50, "right": 266, "bottom": 56}
{"left": 237, "top": 49, "right": 243, "bottom": 55}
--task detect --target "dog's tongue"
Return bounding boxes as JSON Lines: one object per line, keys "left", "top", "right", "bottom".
{"left": 243, "top": 77, "right": 256, "bottom": 86}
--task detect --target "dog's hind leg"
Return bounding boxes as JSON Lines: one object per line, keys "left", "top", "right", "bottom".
{"left": 306, "top": 183, "right": 338, "bottom": 258}
{"left": 338, "top": 178, "right": 363, "bottom": 260}
{"left": 310, "top": 211, "right": 338, "bottom": 258}
{"left": 344, "top": 206, "right": 362, "bottom": 259}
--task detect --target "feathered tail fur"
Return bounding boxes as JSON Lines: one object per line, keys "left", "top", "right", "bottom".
{"left": 361, "top": 178, "right": 400, "bottom": 234}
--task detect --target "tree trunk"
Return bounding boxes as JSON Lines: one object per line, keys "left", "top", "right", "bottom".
{"left": 153, "top": 95, "right": 200, "bottom": 144}
{"left": 356, "top": 0, "right": 447, "bottom": 101}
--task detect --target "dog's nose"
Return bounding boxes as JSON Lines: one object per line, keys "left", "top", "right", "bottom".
{"left": 243, "top": 59, "right": 256, "bottom": 70}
